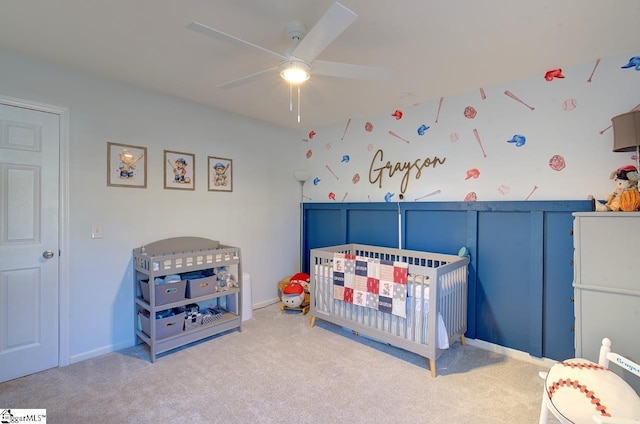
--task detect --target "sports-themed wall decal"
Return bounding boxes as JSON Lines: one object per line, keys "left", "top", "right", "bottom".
{"left": 525, "top": 185, "right": 539, "bottom": 200}
{"left": 464, "top": 192, "right": 478, "bottom": 202}
{"left": 473, "top": 128, "right": 488, "bottom": 158}
{"left": 504, "top": 90, "right": 535, "bottom": 111}
{"left": 435, "top": 97, "right": 444, "bottom": 123}
{"left": 341, "top": 119, "right": 351, "bottom": 141}
{"left": 562, "top": 99, "right": 577, "bottom": 111}
{"left": 465, "top": 168, "right": 480, "bottom": 179}
{"left": 498, "top": 184, "right": 510, "bottom": 195}
{"left": 549, "top": 154, "right": 566, "bottom": 171}
{"left": 507, "top": 134, "right": 526, "bottom": 147}
{"left": 388, "top": 130, "right": 410, "bottom": 143}
{"left": 621, "top": 56, "right": 640, "bottom": 70}
{"left": 298, "top": 53, "right": 638, "bottom": 203}
{"left": 326, "top": 164, "right": 339, "bottom": 179}
{"left": 415, "top": 189, "right": 441, "bottom": 201}
{"left": 544, "top": 69, "right": 565, "bottom": 81}
{"left": 587, "top": 58, "right": 601, "bottom": 82}
{"left": 464, "top": 106, "right": 477, "bottom": 119}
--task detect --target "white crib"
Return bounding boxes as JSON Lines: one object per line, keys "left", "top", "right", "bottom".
{"left": 309, "top": 244, "right": 470, "bottom": 378}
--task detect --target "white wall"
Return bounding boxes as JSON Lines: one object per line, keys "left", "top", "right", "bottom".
{"left": 0, "top": 49, "right": 301, "bottom": 362}
{"left": 298, "top": 52, "right": 640, "bottom": 203}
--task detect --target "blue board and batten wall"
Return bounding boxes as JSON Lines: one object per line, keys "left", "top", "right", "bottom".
{"left": 302, "top": 200, "right": 593, "bottom": 361}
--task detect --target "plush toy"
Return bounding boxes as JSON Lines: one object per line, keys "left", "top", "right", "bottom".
{"left": 289, "top": 272, "right": 310, "bottom": 289}
{"left": 595, "top": 165, "right": 640, "bottom": 212}
{"left": 281, "top": 281, "right": 305, "bottom": 308}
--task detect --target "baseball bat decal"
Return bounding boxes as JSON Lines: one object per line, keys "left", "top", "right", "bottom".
{"left": 504, "top": 90, "right": 535, "bottom": 111}
{"left": 473, "top": 128, "right": 488, "bottom": 158}
{"left": 341, "top": 118, "right": 351, "bottom": 141}
{"left": 587, "top": 58, "right": 601, "bottom": 83}
{"left": 435, "top": 97, "right": 444, "bottom": 123}
{"left": 415, "top": 189, "right": 441, "bottom": 201}
{"left": 388, "top": 130, "right": 410, "bottom": 144}
{"left": 325, "top": 164, "right": 339, "bottom": 180}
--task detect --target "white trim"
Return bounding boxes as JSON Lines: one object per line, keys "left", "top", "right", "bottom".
{"left": 0, "top": 94, "right": 71, "bottom": 367}
{"left": 465, "top": 337, "right": 557, "bottom": 368}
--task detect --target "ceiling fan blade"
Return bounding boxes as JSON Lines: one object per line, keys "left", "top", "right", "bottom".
{"left": 292, "top": 2, "right": 357, "bottom": 63}
{"left": 312, "top": 60, "right": 395, "bottom": 80}
{"left": 187, "top": 21, "right": 286, "bottom": 61}
{"left": 217, "top": 67, "right": 279, "bottom": 89}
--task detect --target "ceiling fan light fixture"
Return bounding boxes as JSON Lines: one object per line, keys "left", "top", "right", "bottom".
{"left": 280, "top": 60, "right": 310, "bottom": 84}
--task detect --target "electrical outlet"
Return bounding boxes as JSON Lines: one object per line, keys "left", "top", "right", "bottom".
{"left": 91, "top": 224, "right": 103, "bottom": 239}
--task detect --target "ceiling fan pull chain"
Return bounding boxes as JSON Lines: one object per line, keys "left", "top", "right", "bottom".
{"left": 297, "top": 85, "right": 301, "bottom": 123}
{"left": 289, "top": 82, "right": 293, "bottom": 112}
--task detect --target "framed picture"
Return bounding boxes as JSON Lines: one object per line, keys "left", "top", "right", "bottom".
{"left": 208, "top": 156, "right": 233, "bottom": 192}
{"left": 164, "top": 150, "right": 195, "bottom": 190}
{"left": 107, "top": 142, "right": 147, "bottom": 188}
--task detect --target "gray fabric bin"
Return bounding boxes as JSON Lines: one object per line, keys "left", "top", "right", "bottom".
{"left": 185, "top": 276, "right": 216, "bottom": 298}
{"left": 139, "top": 312, "right": 183, "bottom": 339}
{"left": 140, "top": 279, "right": 186, "bottom": 306}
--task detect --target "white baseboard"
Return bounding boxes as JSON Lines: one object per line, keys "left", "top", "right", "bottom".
{"left": 68, "top": 339, "right": 133, "bottom": 365}
{"left": 252, "top": 297, "right": 280, "bottom": 310}
{"left": 465, "top": 338, "right": 557, "bottom": 368}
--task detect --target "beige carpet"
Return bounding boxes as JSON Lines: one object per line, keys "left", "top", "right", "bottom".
{"left": 0, "top": 303, "right": 547, "bottom": 423}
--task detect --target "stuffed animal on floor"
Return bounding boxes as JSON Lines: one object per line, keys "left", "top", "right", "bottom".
{"left": 595, "top": 165, "right": 640, "bottom": 212}
{"left": 281, "top": 281, "right": 305, "bottom": 308}
{"left": 289, "top": 272, "right": 310, "bottom": 290}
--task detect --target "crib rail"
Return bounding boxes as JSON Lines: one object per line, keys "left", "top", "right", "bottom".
{"left": 309, "top": 244, "right": 469, "bottom": 377}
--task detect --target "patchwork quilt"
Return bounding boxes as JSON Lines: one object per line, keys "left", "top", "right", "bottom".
{"left": 333, "top": 253, "right": 408, "bottom": 318}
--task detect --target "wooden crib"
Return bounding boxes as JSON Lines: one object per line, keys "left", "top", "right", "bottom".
{"left": 309, "top": 244, "right": 469, "bottom": 378}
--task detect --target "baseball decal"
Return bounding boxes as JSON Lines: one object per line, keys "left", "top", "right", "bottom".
{"left": 545, "top": 358, "right": 640, "bottom": 422}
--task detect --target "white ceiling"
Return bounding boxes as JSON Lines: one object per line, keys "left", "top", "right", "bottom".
{"left": 1, "top": 0, "right": 638, "bottom": 130}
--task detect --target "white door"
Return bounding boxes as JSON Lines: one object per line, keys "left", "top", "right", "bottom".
{"left": 0, "top": 103, "right": 60, "bottom": 382}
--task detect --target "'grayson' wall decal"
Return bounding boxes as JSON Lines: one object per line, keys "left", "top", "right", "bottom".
{"left": 368, "top": 149, "right": 446, "bottom": 194}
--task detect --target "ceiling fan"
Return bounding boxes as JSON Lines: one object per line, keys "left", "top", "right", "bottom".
{"left": 186, "top": 2, "right": 394, "bottom": 121}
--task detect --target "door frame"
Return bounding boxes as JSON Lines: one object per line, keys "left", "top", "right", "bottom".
{"left": 0, "top": 94, "right": 70, "bottom": 367}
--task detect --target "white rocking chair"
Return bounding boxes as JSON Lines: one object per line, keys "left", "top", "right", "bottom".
{"left": 539, "top": 338, "right": 640, "bottom": 424}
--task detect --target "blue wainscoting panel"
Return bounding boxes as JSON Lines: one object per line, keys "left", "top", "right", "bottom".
{"left": 404, "top": 210, "right": 467, "bottom": 254}
{"left": 304, "top": 207, "right": 345, "bottom": 253}
{"left": 302, "top": 200, "right": 592, "bottom": 359}
{"left": 347, "top": 209, "right": 398, "bottom": 248}
{"left": 542, "top": 212, "right": 577, "bottom": 360}
{"left": 476, "top": 211, "right": 532, "bottom": 353}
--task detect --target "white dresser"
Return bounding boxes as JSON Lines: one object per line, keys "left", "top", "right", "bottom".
{"left": 573, "top": 212, "right": 640, "bottom": 393}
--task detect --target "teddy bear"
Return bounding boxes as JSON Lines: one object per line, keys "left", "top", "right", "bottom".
{"left": 595, "top": 165, "right": 640, "bottom": 212}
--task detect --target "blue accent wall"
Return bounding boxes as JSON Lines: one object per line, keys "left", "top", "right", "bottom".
{"left": 302, "top": 200, "right": 593, "bottom": 360}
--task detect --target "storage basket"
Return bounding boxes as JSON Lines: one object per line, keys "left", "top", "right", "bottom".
{"left": 139, "top": 312, "right": 183, "bottom": 339}
{"left": 185, "top": 276, "right": 217, "bottom": 298}
{"left": 140, "top": 279, "right": 186, "bottom": 306}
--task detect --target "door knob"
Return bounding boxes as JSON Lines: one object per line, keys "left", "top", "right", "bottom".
{"left": 42, "top": 250, "right": 55, "bottom": 259}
